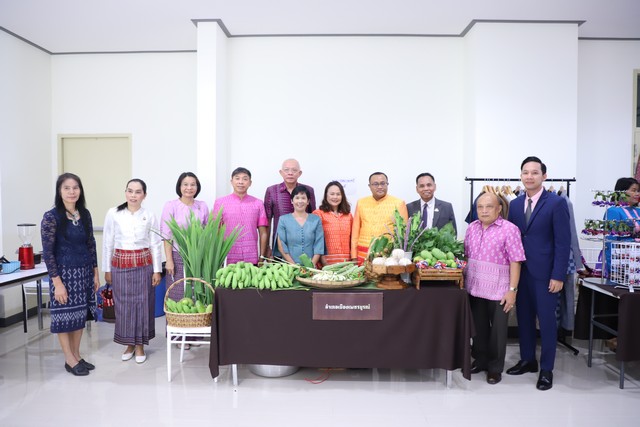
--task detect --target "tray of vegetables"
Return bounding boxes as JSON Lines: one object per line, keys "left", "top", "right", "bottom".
{"left": 370, "top": 248, "right": 416, "bottom": 275}
{"left": 296, "top": 260, "right": 366, "bottom": 289}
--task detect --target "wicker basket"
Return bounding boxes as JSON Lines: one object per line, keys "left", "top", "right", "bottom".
{"left": 364, "top": 260, "right": 382, "bottom": 281}
{"left": 164, "top": 277, "right": 214, "bottom": 328}
{"left": 296, "top": 276, "right": 366, "bottom": 289}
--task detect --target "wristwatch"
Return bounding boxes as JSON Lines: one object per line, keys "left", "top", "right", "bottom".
{"left": 509, "top": 286, "right": 518, "bottom": 292}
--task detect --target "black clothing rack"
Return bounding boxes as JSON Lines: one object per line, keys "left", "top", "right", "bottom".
{"left": 464, "top": 176, "right": 579, "bottom": 356}
{"left": 464, "top": 177, "right": 576, "bottom": 213}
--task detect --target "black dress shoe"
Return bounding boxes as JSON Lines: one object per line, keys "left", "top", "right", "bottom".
{"left": 536, "top": 370, "right": 553, "bottom": 391}
{"left": 79, "top": 359, "right": 95, "bottom": 370}
{"left": 65, "top": 362, "right": 89, "bottom": 376}
{"left": 506, "top": 360, "right": 539, "bottom": 375}
{"left": 470, "top": 362, "right": 487, "bottom": 374}
{"left": 487, "top": 372, "right": 502, "bottom": 385}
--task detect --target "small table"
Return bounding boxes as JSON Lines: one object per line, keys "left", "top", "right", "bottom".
{"left": 580, "top": 277, "right": 640, "bottom": 389}
{"left": 413, "top": 268, "right": 464, "bottom": 289}
{"left": 0, "top": 264, "right": 48, "bottom": 332}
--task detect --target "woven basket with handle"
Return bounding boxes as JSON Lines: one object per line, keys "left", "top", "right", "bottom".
{"left": 164, "top": 277, "right": 214, "bottom": 328}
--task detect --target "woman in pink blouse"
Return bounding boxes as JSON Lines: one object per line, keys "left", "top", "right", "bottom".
{"left": 160, "top": 172, "right": 209, "bottom": 301}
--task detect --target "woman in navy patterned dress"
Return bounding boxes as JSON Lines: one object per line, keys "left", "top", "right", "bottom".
{"left": 41, "top": 173, "right": 100, "bottom": 376}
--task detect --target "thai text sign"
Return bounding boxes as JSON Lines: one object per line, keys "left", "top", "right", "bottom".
{"left": 312, "top": 292, "right": 383, "bottom": 320}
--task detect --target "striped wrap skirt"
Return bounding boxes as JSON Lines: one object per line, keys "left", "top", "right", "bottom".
{"left": 166, "top": 250, "right": 185, "bottom": 301}
{"left": 111, "top": 249, "right": 155, "bottom": 346}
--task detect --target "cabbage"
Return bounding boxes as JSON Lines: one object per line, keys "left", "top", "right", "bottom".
{"left": 372, "top": 257, "right": 386, "bottom": 265}
{"left": 391, "top": 249, "right": 406, "bottom": 260}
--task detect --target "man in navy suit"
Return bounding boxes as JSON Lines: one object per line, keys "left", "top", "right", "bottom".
{"left": 506, "top": 156, "right": 570, "bottom": 390}
{"left": 407, "top": 173, "right": 457, "bottom": 236}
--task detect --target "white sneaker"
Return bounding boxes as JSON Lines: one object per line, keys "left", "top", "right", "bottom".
{"left": 135, "top": 353, "right": 147, "bottom": 364}
{"left": 122, "top": 350, "right": 134, "bottom": 361}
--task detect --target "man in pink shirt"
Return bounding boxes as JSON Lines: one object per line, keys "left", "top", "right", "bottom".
{"left": 213, "top": 167, "right": 268, "bottom": 265}
{"left": 464, "top": 192, "right": 526, "bottom": 385}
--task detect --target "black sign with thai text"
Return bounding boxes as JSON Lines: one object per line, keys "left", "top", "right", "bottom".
{"left": 312, "top": 292, "right": 383, "bottom": 320}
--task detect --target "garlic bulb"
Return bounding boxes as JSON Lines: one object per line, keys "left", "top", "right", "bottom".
{"left": 398, "top": 258, "right": 412, "bottom": 266}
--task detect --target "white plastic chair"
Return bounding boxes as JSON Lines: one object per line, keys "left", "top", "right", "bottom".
{"left": 166, "top": 325, "right": 212, "bottom": 381}
{"left": 165, "top": 277, "right": 215, "bottom": 382}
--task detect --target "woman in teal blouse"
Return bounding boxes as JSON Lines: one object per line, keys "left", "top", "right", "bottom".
{"left": 604, "top": 177, "right": 640, "bottom": 277}
{"left": 277, "top": 186, "right": 325, "bottom": 265}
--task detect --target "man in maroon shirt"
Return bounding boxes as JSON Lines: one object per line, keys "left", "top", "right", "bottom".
{"left": 264, "top": 158, "right": 316, "bottom": 258}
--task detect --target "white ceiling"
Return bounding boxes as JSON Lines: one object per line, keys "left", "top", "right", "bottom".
{"left": 1, "top": 0, "right": 639, "bottom": 54}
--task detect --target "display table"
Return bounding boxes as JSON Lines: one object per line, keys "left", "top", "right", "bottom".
{"left": 208, "top": 284, "right": 474, "bottom": 384}
{"left": 0, "top": 264, "right": 48, "bottom": 332}
{"left": 575, "top": 278, "right": 640, "bottom": 389}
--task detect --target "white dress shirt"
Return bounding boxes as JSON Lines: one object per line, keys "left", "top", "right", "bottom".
{"left": 102, "top": 206, "right": 163, "bottom": 273}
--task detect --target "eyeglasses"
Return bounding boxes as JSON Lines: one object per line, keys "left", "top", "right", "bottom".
{"left": 370, "top": 182, "right": 388, "bottom": 187}
{"left": 282, "top": 168, "right": 300, "bottom": 173}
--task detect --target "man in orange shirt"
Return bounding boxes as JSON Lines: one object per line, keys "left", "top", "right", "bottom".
{"left": 351, "top": 172, "right": 408, "bottom": 265}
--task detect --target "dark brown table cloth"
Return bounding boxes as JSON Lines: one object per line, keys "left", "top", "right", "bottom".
{"left": 574, "top": 281, "right": 640, "bottom": 362}
{"left": 208, "top": 284, "right": 474, "bottom": 380}
{"left": 616, "top": 291, "right": 640, "bottom": 361}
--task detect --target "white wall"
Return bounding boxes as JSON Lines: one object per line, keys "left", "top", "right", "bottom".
{"left": 225, "top": 36, "right": 465, "bottom": 221}
{"left": 51, "top": 52, "right": 198, "bottom": 216}
{"left": 2, "top": 50, "right": 197, "bottom": 320}
{"left": 576, "top": 40, "right": 640, "bottom": 245}
{"left": 0, "top": 31, "right": 51, "bottom": 318}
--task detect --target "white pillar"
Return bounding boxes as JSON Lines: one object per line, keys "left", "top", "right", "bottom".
{"left": 196, "top": 21, "right": 228, "bottom": 205}
{"left": 463, "top": 22, "right": 579, "bottom": 178}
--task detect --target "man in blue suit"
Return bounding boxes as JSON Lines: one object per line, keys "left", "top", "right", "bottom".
{"left": 506, "top": 156, "right": 570, "bottom": 390}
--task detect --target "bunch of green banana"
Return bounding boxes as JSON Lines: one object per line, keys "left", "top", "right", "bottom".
{"left": 165, "top": 297, "right": 213, "bottom": 314}
{"left": 214, "top": 261, "right": 297, "bottom": 290}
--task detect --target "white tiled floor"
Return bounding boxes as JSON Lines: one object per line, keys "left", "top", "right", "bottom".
{"left": 1, "top": 315, "right": 639, "bottom": 427}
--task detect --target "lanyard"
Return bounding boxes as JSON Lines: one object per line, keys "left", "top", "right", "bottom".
{"left": 621, "top": 207, "right": 640, "bottom": 233}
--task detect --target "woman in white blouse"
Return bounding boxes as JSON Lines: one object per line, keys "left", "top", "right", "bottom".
{"left": 103, "top": 179, "right": 162, "bottom": 364}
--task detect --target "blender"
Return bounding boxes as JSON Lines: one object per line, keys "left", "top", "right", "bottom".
{"left": 18, "top": 223, "right": 36, "bottom": 270}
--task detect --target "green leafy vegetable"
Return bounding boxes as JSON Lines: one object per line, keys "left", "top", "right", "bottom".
{"left": 164, "top": 209, "right": 242, "bottom": 305}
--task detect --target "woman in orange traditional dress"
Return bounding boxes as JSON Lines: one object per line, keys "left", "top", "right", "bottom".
{"left": 313, "top": 181, "right": 353, "bottom": 265}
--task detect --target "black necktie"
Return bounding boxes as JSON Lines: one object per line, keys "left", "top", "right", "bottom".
{"left": 421, "top": 203, "right": 428, "bottom": 228}
{"left": 525, "top": 198, "right": 532, "bottom": 224}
